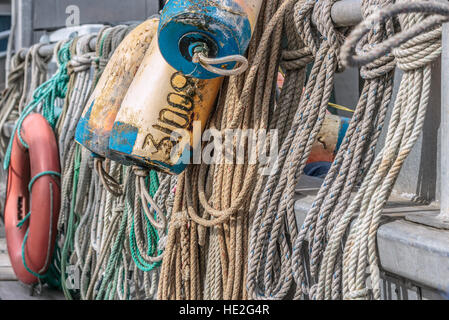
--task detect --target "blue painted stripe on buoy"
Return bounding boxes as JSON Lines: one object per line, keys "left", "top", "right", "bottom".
{"left": 336, "top": 117, "right": 350, "bottom": 153}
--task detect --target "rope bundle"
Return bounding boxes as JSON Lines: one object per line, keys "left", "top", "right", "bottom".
{"left": 53, "top": 24, "right": 177, "bottom": 300}
{"left": 290, "top": 0, "right": 396, "bottom": 300}
{"left": 338, "top": 0, "right": 447, "bottom": 300}
{"left": 0, "top": 45, "right": 50, "bottom": 158}
{"left": 1, "top": 0, "right": 447, "bottom": 300}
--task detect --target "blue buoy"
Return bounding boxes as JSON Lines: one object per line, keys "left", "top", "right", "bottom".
{"left": 158, "top": 0, "right": 263, "bottom": 79}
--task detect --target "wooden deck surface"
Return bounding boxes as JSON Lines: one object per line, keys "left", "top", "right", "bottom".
{"left": 0, "top": 222, "right": 65, "bottom": 300}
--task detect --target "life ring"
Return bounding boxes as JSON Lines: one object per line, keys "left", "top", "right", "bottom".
{"left": 4, "top": 113, "right": 61, "bottom": 284}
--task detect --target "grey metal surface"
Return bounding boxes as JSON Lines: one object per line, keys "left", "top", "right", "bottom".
{"left": 330, "top": 0, "right": 363, "bottom": 27}
{"left": 440, "top": 22, "right": 449, "bottom": 217}
{"left": 378, "top": 220, "right": 449, "bottom": 294}
{"left": 0, "top": 281, "right": 66, "bottom": 300}
{"left": 0, "top": 0, "right": 11, "bottom": 15}
{"left": 0, "top": 29, "right": 9, "bottom": 40}
{"left": 33, "top": 0, "right": 159, "bottom": 30}
{"left": 333, "top": 66, "right": 359, "bottom": 117}
{"left": 18, "top": 35, "right": 97, "bottom": 59}
{"left": 294, "top": 184, "right": 449, "bottom": 295}
{"left": 311, "top": 0, "right": 362, "bottom": 27}
{"left": 15, "top": 0, "right": 32, "bottom": 49}
{"left": 373, "top": 61, "right": 441, "bottom": 203}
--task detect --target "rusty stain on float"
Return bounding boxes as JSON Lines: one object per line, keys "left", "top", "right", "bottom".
{"left": 75, "top": 18, "right": 159, "bottom": 164}
{"left": 109, "top": 35, "right": 222, "bottom": 175}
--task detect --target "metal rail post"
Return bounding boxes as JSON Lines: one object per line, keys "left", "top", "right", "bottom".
{"left": 439, "top": 22, "right": 449, "bottom": 220}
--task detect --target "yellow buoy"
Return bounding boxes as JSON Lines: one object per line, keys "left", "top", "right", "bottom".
{"left": 75, "top": 18, "right": 159, "bottom": 164}
{"left": 109, "top": 35, "right": 222, "bottom": 174}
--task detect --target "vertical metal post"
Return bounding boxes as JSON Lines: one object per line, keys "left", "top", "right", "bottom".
{"left": 440, "top": 22, "right": 449, "bottom": 219}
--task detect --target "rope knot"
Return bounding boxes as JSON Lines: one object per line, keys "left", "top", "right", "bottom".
{"left": 344, "top": 288, "right": 370, "bottom": 300}
{"left": 341, "top": 1, "right": 449, "bottom": 69}
{"left": 172, "top": 211, "right": 188, "bottom": 229}
{"left": 7, "top": 53, "right": 25, "bottom": 85}
{"left": 113, "top": 203, "right": 125, "bottom": 214}
{"left": 360, "top": 52, "right": 395, "bottom": 79}
{"left": 312, "top": 0, "right": 347, "bottom": 71}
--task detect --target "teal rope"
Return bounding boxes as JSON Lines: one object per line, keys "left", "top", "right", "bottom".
{"left": 17, "top": 170, "right": 61, "bottom": 228}
{"left": 17, "top": 212, "right": 31, "bottom": 229}
{"left": 19, "top": 171, "right": 61, "bottom": 281}
{"left": 129, "top": 171, "right": 162, "bottom": 272}
{"left": 28, "top": 171, "right": 61, "bottom": 191}
{"left": 3, "top": 41, "right": 72, "bottom": 170}
{"left": 96, "top": 208, "right": 128, "bottom": 300}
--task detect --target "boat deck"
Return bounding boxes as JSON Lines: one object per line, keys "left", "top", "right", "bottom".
{"left": 0, "top": 222, "right": 64, "bottom": 300}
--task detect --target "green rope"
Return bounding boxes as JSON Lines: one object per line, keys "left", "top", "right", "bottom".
{"left": 129, "top": 171, "right": 162, "bottom": 272}
{"left": 95, "top": 209, "right": 128, "bottom": 300}
{"left": 18, "top": 171, "right": 61, "bottom": 284}
{"left": 61, "top": 144, "right": 82, "bottom": 299}
{"left": 17, "top": 212, "right": 31, "bottom": 229}
{"left": 28, "top": 171, "right": 61, "bottom": 191}
{"left": 3, "top": 40, "right": 72, "bottom": 170}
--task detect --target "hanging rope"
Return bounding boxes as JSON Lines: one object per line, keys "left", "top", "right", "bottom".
{"left": 286, "top": 0, "right": 396, "bottom": 300}
{"left": 159, "top": 0, "right": 300, "bottom": 300}
{"left": 337, "top": 0, "right": 448, "bottom": 300}
{"left": 3, "top": 40, "right": 72, "bottom": 170}
{"left": 247, "top": 0, "right": 350, "bottom": 300}
{"left": 0, "top": 44, "right": 50, "bottom": 159}
{"left": 0, "top": 52, "right": 25, "bottom": 158}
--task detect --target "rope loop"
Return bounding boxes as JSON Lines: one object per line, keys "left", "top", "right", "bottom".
{"left": 172, "top": 211, "right": 188, "bottom": 229}
{"left": 132, "top": 166, "right": 168, "bottom": 231}
{"left": 358, "top": 0, "right": 396, "bottom": 79}
{"left": 313, "top": 0, "right": 347, "bottom": 71}
{"left": 341, "top": 0, "right": 449, "bottom": 68}
{"left": 95, "top": 158, "right": 123, "bottom": 197}
{"left": 67, "top": 52, "right": 96, "bottom": 75}
{"left": 192, "top": 52, "right": 249, "bottom": 77}
{"left": 294, "top": 0, "right": 320, "bottom": 57}
{"left": 280, "top": 47, "right": 314, "bottom": 70}
{"left": 133, "top": 167, "right": 149, "bottom": 178}
{"left": 31, "top": 43, "right": 52, "bottom": 74}
{"left": 6, "top": 51, "right": 26, "bottom": 86}
{"left": 393, "top": 25, "right": 442, "bottom": 71}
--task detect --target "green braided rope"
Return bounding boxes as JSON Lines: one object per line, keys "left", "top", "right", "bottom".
{"left": 61, "top": 144, "right": 82, "bottom": 299}
{"left": 129, "top": 171, "right": 162, "bottom": 272}
{"left": 92, "top": 29, "right": 111, "bottom": 86}
{"left": 4, "top": 41, "right": 72, "bottom": 170}
{"left": 95, "top": 210, "right": 128, "bottom": 300}
{"left": 18, "top": 171, "right": 61, "bottom": 284}
{"left": 28, "top": 171, "right": 61, "bottom": 191}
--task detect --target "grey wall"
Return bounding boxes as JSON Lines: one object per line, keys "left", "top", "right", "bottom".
{"left": 33, "top": 0, "right": 160, "bottom": 30}
{"left": 14, "top": 0, "right": 161, "bottom": 49}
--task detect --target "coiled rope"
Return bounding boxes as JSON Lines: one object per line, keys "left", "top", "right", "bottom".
{"left": 159, "top": 0, "right": 301, "bottom": 300}
{"left": 3, "top": 40, "right": 72, "bottom": 170}
{"left": 290, "top": 0, "right": 396, "bottom": 300}
{"left": 338, "top": 0, "right": 447, "bottom": 300}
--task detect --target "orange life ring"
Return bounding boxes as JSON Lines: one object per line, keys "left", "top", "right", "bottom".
{"left": 4, "top": 113, "right": 61, "bottom": 284}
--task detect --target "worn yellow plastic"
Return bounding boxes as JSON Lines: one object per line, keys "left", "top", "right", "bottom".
{"left": 75, "top": 18, "right": 159, "bottom": 164}
{"left": 109, "top": 35, "right": 222, "bottom": 174}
